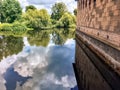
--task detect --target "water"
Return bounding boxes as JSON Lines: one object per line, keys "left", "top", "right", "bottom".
{"left": 0, "top": 28, "right": 77, "bottom": 90}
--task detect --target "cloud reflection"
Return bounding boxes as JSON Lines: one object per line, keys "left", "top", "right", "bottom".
{"left": 0, "top": 38, "right": 76, "bottom": 90}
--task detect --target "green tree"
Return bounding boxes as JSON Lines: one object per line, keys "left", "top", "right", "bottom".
{"left": 51, "top": 2, "right": 68, "bottom": 20}
{"left": 0, "top": 0, "right": 22, "bottom": 23}
{"left": 57, "top": 13, "right": 76, "bottom": 28}
{"left": 73, "top": 8, "right": 77, "bottom": 16}
{"left": 25, "top": 5, "right": 36, "bottom": 12}
{"left": 22, "top": 9, "right": 51, "bottom": 29}
{"left": 39, "top": 9, "right": 51, "bottom": 27}
{"left": 0, "top": 0, "right": 2, "bottom": 22}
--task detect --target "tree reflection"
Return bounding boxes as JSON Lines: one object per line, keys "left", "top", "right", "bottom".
{"left": 27, "top": 30, "right": 50, "bottom": 47}
{"left": 0, "top": 36, "right": 23, "bottom": 60}
{"left": 52, "top": 28, "right": 75, "bottom": 45}
{"left": 0, "top": 28, "right": 75, "bottom": 60}
{"left": 27, "top": 28, "right": 75, "bottom": 46}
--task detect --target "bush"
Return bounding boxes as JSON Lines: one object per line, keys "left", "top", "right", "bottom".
{"left": 0, "top": 23, "right": 12, "bottom": 31}
{"left": 12, "top": 22, "right": 28, "bottom": 31}
{"left": 0, "top": 22, "right": 29, "bottom": 31}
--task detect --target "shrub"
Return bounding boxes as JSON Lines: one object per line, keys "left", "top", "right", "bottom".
{"left": 12, "top": 22, "right": 28, "bottom": 31}
{"left": 0, "top": 23, "right": 12, "bottom": 31}
{"left": 0, "top": 22, "right": 29, "bottom": 31}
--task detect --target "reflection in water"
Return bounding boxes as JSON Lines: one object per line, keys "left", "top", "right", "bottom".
{"left": 0, "top": 36, "right": 23, "bottom": 60}
{"left": 27, "top": 30, "right": 50, "bottom": 46}
{"left": 51, "top": 28, "right": 75, "bottom": 45}
{"left": 4, "top": 67, "right": 32, "bottom": 90}
{"left": 27, "top": 28, "right": 75, "bottom": 46}
{"left": 0, "top": 28, "right": 77, "bottom": 90}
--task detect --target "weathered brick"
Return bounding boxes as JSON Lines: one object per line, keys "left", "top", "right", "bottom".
{"left": 73, "top": 2, "right": 120, "bottom": 90}
{"left": 113, "top": 10, "right": 120, "bottom": 16}
{"left": 77, "top": 0, "right": 120, "bottom": 46}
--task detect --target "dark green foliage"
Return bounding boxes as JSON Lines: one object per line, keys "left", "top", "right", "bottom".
{"left": 0, "top": 0, "right": 22, "bottom": 23}
{"left": 25, "top": 5, "right": 36, "bottom": 12}
{"left": 51, "top": 2, "right": 68, "bottom": 20}
{"left": 73, "top": 9, "right": 77, "bottom": 16}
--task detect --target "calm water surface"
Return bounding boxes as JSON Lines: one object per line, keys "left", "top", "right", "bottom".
{"left": 0, "top": 29, "right": 77, "bottom": 90}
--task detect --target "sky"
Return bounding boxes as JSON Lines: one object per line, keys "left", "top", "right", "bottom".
{"left": 18, "top": 0, "right": 77, "bottom": 13}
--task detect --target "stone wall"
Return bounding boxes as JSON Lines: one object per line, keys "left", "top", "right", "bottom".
{"left": 75, "top": 39, "right": 112, "bottom": 90}
{"left": 74, "top": 0, "right": 120, "bottom": 90}
{"left": 77, "top": 0, "right": 120, "bottom": 47}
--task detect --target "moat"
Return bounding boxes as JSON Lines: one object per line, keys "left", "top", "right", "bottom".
{"left": 0, "top": 29, "right": 78, "bottom": 90}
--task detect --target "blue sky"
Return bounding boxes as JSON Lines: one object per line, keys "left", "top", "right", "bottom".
{"left": 18, "top": 0, "right": 77, "bottom": 13}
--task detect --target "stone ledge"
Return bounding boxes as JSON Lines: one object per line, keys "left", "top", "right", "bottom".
{"left": 76, "top": 30, "right": 120, "bottom": 75}
{"left": 76, "top": 37, "right": 120, "bottom": 90}
{"left": 77, "top": 26, "right": 120, "bottom": 50}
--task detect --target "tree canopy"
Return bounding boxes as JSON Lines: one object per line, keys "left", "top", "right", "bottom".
{"left": 56, "top": 12, "right": 76, "bottom": 28}
{"left": 22, "top": 9, "right": 51, "bottom": 29}
{"left": 25, "top": 5, "right": 36, "bottom": 12}
{"left": 51, "top": 2, "right": 68, "bottom": 20}
{"left": 0, "top": 1, "right": 76, "bottom": 31}
{"left": 0, "top": 0, "right": 22, "bottom": 23}
{"left": 73, "top": 9, "right": 77, "bottom": 16}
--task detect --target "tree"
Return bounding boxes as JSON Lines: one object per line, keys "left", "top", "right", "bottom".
{"left": 51, "top": 2, "right": 68, "bottom": 20}
{"left": 73, "top": 9, "right": 77, "bottom": 16}
{"left": 0, "top": 0, "right": 3, "bottom": 22}
{"left": 1, "top": 0, "right": 22, "bottom": 23}
{"left": 25, "top": 5, "right": 36, "bottom": 12}
{"left": 57, "top": 13, "right": 76, "bottom": 28}
{"left": 39, "top": 9, "right": 51, "bottom": 27}
{"left": 22, "top": 9, "right": 51, "bottom": 29}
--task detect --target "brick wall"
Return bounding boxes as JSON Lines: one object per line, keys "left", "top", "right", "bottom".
{"left": 75, "top": 42, "right": 112, "bottom": 90}
{"left": 77, "top": 0, "right": 120, "bottom": 47}
{"left": 75, "top": 0, "right": 120, "bottom": 90}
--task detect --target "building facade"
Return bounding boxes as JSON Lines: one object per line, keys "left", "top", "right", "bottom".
{"left": 74, "top": 0, "right": 120, "bottom": 90}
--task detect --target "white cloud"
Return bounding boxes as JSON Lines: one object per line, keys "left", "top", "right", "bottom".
{"left": 18, "top": 0, "right": 77, "bottom": 13}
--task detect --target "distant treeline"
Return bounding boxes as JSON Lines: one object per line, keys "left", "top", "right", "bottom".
{"left": 0, "top": 0, "right": 77, "bottom": 31}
